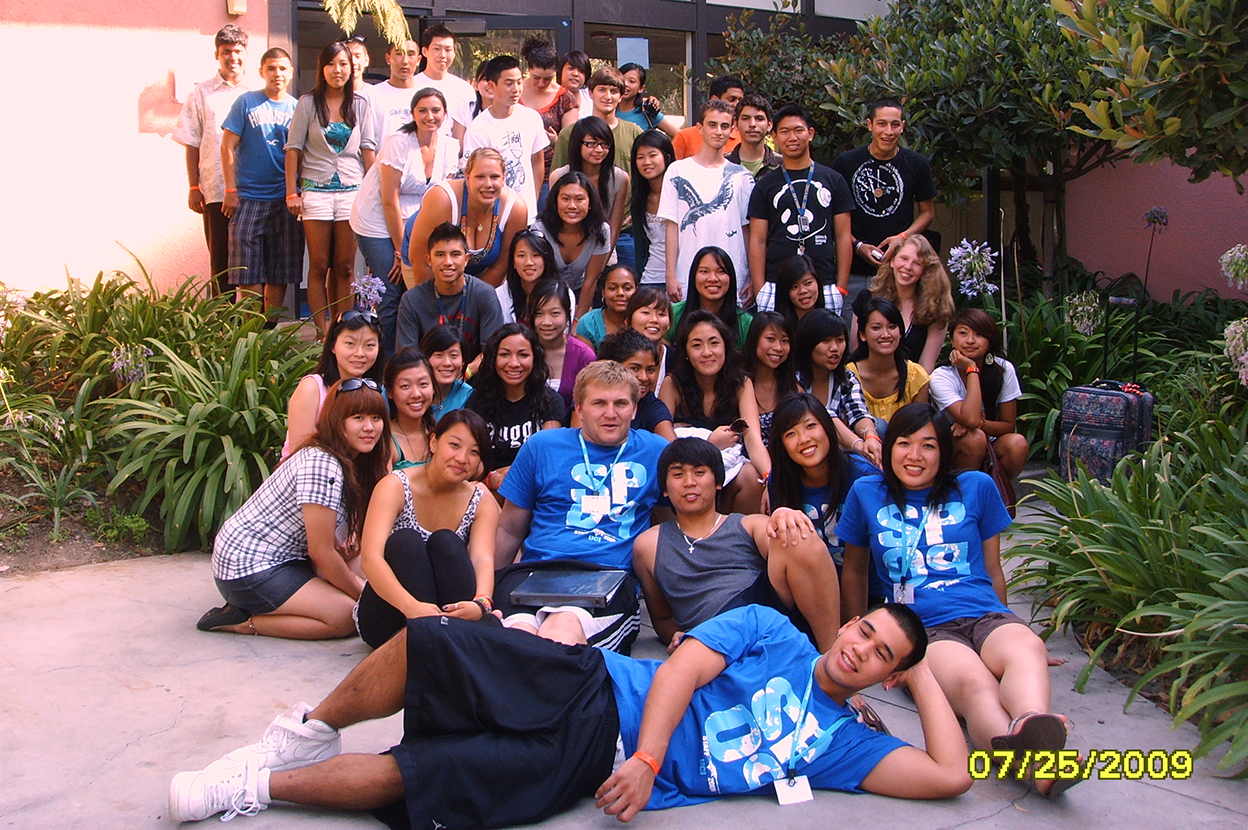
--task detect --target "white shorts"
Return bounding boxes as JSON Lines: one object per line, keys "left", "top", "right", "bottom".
{"left": 300, "top": 189, "right": 357, "bottom": 222}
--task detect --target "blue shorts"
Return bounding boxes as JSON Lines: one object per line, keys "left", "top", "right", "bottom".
{"left": 214, "top": 559, "right": 315, "bottom": 615}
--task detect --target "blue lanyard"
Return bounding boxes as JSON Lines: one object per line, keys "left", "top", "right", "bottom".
{"left": 786, "top": 657, "right": 819, "bottom": 782}
{"left": 781, "top": 166, "right": 814, "bottom": 252}
{"left": 898, "top": 504, "right": 936, "bottom": 588}
{"left": 786, "top": 657, "right": 853, "bottom": 784}
{"left": 578, "top": 430, "right": 628, "bottom": 494}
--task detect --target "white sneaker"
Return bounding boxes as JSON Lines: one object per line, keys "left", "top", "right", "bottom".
{"left": 209, "top": 702, "right": 341, "bottom": 773}
{"left": 169, "top": 756, "right": 269, "bottom": 822}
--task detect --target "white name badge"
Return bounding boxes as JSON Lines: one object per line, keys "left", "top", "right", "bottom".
{"left": 775, "top": 775, "right": 814, "bottom": 805}
{"left": 893, "top": 583, "right": 915, "bottom": 605}
{"left": 581, "top": 494, "right": 610, "bottom": 518}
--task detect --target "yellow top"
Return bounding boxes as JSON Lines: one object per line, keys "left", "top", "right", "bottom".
{"left": 845, "top": 360, "right": 930, "bottom": 421}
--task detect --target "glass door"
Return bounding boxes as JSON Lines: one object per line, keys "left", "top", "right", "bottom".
{"left": 423, "top": 16, "right": 573, "bottom": 78}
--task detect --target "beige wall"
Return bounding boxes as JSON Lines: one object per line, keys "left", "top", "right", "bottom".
{"left": 0, "top": 2, "right": 270, "bottom": 294}
{"left": 1066, "top": 160, "right": 1248, "bottom": 301}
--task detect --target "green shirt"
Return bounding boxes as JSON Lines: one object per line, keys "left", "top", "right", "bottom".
{"left": 666, "top": 301, "right": 753, "bottom": 350}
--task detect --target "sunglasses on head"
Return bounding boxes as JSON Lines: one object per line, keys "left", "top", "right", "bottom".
{"left": 339, "top": 309, "right": 379, "bottom": 325}
{"left": 339, "top": 35, "right": 366, "bottom": 44}
{"left": 339, "top": 377, "right": 381, "bottom": 393}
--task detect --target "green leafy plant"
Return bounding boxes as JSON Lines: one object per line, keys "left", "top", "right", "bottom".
{"left": 1054, "top": 0, "right": 1248, "bottom": 189}
{"left": 104, "top": 326, "right": 317, "bottom": 551}
{"left": 0, "top": 387, "right": 105, "bottom": 539}
{"left": 83, "top": 506, "right": 150, "bottom": 544}
{"left": 1011, "top": 400, "right": 1248, "bottom": 770}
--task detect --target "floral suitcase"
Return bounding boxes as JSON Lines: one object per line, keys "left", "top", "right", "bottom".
{"left": 1059, "top": 380, "right": 1154, "bottom": 482}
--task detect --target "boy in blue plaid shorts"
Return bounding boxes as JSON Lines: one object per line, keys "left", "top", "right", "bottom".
{"left": 221, "top": 47, "right": 302, "bottom": 313}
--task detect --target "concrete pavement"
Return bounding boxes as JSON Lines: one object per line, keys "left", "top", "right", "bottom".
{"left": 2, "top": 508, "right": 1246, "bottom": 829}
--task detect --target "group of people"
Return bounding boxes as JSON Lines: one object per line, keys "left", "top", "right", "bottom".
{"left": 170, "top": 22, "right": 1068, "bottom": 829}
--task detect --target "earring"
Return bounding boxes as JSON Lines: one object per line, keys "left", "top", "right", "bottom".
{"left": 985, "top": 352, "right": 995, "bottom": 365}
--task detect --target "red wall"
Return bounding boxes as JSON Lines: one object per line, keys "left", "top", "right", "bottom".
{"left": 1066, "top": 160, "right": 1248, "bottom": 301}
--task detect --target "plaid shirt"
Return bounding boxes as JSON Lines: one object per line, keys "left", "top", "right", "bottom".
{"left": 212, "top": 448, "right": 345, "bottom": 580}
{"left": 827, "top": 370, "right": 872, "bottom": 428}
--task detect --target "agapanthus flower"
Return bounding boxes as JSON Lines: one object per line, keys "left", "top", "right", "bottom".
{"left": 947, "top": 239, "right": 999, "bottom": 299}
{"left": 352, "top": 273, "right": 386, "bottom": 311}
{"left": 1220, "top": 244, "right": 1248, "bottom": 292}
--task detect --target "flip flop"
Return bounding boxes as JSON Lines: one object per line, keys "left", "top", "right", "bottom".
{"left": 990, "top": 712, "right": 1067, "bottom": 755}
{"left": 990, "top": 712, "right": 1067, "bottom": 779}
{"left": 849, "top": 695, "right": 890, "bottom": 735}
{"left": 1040, "top": 771, "right": 1082, "bottom": 799}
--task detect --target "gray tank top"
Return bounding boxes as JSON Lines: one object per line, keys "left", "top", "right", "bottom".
{"left": 653, "top": 514, "right": 763, "bottom": 631}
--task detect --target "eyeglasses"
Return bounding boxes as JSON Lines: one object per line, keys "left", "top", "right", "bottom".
{"left": 339, "top": 377, "right": 381, "bottom": 393}
{"left": 582, "top": 140, "right": 609, "bottom": 150}
{"left": 339, "top": 309, "right": 379, "bottom": 325}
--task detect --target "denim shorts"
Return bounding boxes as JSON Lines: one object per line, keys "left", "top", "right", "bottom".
{"left": 214, "top": 559, "right": 315, "bottom": 615}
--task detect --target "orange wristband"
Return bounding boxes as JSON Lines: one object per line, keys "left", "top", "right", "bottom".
{"left": 899, "top": 231, "right": 908, "bottom": 240}
{"left": 189, "top": 185, "right": 201, "bottom": 191}
{"left": 633, "top": 751, "right": 661, "bottom": 775}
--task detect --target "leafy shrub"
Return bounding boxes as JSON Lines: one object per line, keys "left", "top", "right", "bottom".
{"left": 0, "top": 389, "right": 104, "bottom": 538}
{"left": 83, "top": 506, "right": 150, "bottom": 544}
{"left": 103, "top": 325, "right": 316, "bottom": 551}
{"left": 1012, "top": 398, "right": 1248, "bottom": 771}
{"left": 3, "top": 270, "right": 263, "bottom": 407}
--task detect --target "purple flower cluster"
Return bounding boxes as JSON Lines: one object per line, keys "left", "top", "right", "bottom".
{"left": 352, "top": 273, "right": 386, "bottom": 311}
{"left": 110, "top": 344, "right": 154, "bottom": 385}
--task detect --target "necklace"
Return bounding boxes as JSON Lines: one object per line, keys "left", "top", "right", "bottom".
{"left": 781, "top": 165, "right": 815, "bottom": 255}
{"left": 676, "top": 512, "right": 726, "bottom": 557}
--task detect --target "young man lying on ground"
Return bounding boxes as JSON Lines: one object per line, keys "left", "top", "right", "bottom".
{"left": 169, "top": 604, "right": 971, "bottom": 826}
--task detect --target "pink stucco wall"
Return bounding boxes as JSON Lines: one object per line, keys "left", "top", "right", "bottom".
{"left": 0, "top": 1, "right": 270, "bottom": 295}
{"left": 1066, "top": 160, "right": 1248, "bottom": 300}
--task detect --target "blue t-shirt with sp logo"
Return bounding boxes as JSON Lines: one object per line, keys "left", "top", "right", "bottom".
{"left": 498, "top": 427, "right": 668, "bottom": 570}
{"left": 601, "top": 605, "right": 906, "bottom": 808}
{"left": 836, "top": 471, "right": 1012, "bottom": 625}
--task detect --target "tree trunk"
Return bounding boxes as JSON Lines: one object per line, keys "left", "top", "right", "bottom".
{"left": 1040, "top": 176, "right": 1059, "bottom": 299}
{"left": 1010, "top": 161, "right": 1037, "bottom": 266}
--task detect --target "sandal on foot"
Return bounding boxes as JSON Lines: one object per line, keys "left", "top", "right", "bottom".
{"left": 991, "top": 712, "right": 1067, "bottom": 755}
{"left": 849, "top": 695, "right": 890, "bottom": 735}
{"left": 197, "top": 604, "right": 250, "bottom": 632}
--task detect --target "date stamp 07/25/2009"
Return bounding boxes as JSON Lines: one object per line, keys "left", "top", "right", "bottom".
{"left": 969, "top": 749, "right": 1195, "bottom": 781}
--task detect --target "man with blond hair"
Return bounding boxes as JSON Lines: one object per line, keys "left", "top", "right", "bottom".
{"left": 491, "top": 360, "right": 669, "bottom": 652}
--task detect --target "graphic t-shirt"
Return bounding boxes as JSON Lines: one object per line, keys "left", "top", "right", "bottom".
{"left": 658, "top": 158, "right": 754, "bottom": 291}
{"left": 836, "top": 471, "right": 1013, "bottom": 625}
{"left": 748, "top": 163, "right": 855, "bottom": 285}
{"left": 601, "top": 605, "right": 906, "bottom": 809}
{"left": 466, "top": 386, "right": 566, "bottom": 470}
{"left": 463, "top": 107, "right": 550, "bottom": 219}
{"left": 497, "top": 428, "right": 668, "bottom": 569}
{"left": 831, "top": 146, "right": 936, "bottom": 276}
{"left": 221, "top": 90, "right": 298, "bottom": 201}
{"left": 368, "top": 81, "right": 422, "bottom": 141}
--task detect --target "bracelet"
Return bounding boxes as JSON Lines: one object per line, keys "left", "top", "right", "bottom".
{"left": 189, "top": 185, "right": 201, "bottom": 191}
{"left": 852, "top": 240, "right": 862, "bottom": 252}
{"left": 472, "top": 596, "right": 493, "bottom": 616}
{"left": 225, "top": 188, "right": 238, "bottom": 193}
{"left": 965, "top": 367, "right": 980, "bottom": 375}
{"left": 286, "top": 193, "right": 299, "bottom": 199}
{"left": 852, "top": 438, "right": 864, "bottom": 451}
{"left": 394, "top": 250, "right": 403, "bottom": 259}
{"left": 633, "top": 751, "right": 661, "bottom": 776}
{"left": 899, "top": 231, "right": 908, "bottom": 240}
